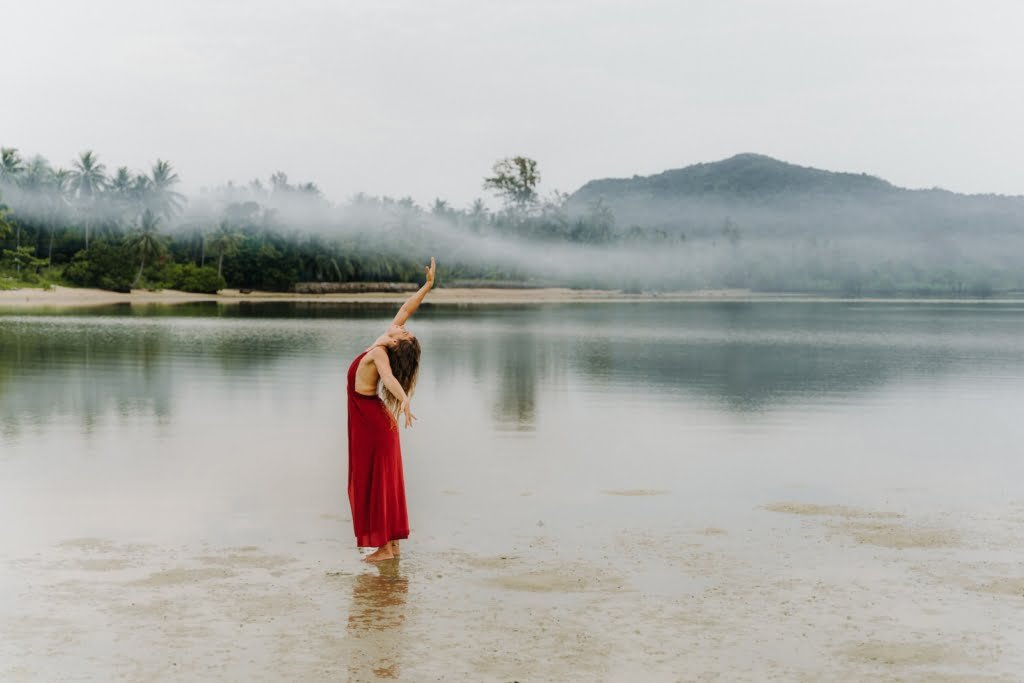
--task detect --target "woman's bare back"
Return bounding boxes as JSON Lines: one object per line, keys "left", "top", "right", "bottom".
{"left": 354, "top": 351, "right": 383, "bottom": 396}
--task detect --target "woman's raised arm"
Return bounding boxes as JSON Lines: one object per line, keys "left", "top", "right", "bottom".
{"left": 391, "top": 257, "right": 436, "bottom": 327}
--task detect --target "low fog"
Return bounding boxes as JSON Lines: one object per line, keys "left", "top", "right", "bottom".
{"left": 2, "top": 149, "right": 1023, "bottom": 295}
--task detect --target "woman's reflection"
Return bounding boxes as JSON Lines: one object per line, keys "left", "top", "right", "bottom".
{"left": 346, "top": 561, "right": 409, "bottom": 680}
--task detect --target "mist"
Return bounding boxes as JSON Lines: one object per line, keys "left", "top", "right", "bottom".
{"left": 2, "top": 148, "right": 1023, "bottom": 296}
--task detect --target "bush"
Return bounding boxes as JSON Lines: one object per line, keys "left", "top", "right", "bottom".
{"left": 146, "top": 261, "right": 183, "bottom": 290}
{"left": 62, "top": 259, "right": 92, "bottom": 285}
{"left": 147, "top": 262, "right": 225, "bottom": 293}
{"left": 63, "top": 242, "right": 135, "bottom": 291}
{"left": 175, "top": 264, "right": 225, "bottom": 293}
{"left": 99, "top": 276, "right": 131, "bottom": 293}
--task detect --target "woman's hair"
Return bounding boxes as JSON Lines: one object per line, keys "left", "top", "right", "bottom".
{"left": 381, "top": 337, "right": 421, "bottom": 425}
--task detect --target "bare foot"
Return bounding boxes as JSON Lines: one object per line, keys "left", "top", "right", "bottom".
{"left": 389, "top": 540, "right": 401, "bottom": 557}
{"left": 363, "top": 545, "right": 395, "bottom": 562}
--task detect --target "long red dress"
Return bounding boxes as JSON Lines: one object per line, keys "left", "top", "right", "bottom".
{"left": 346, "top": 351, "right": 410, "bottom": 548}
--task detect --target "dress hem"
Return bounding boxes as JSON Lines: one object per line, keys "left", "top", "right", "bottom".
{"left": 355, "top": 531, "right": 410, "bottom": 548}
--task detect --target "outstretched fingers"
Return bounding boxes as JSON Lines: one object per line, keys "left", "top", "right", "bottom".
{"left": 403, "top": 406, "right": 417, "bottom": 428}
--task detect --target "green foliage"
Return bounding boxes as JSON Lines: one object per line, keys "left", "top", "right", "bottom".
{"left": 2, "top": 246, "right": 48, "bottom": 271}
{"left": 0, "top": 205, "right": 12, "bottom": 241}
{"left": 149, "top": 262, "right": 226, "bottom": 293}
{"left": 207, "top": 220, "right": 243, "bottom": 277}
{"left": 484, "top": 156, "right": 540, "bottom": 211}
{"left": 0, "top": 239, "right": 51, "bottom": 288}
{"left": 0, "top": 148, "right": 25, "bottom": 184}
{"left": 70, "top": 150, "right": 108, "bottom": 198}
{"left": 256, "top": 244, "right": 296, "bottom": 291}
{"left": 63, "top": 242, "right": 136, "bottom": 292}
{"left": 177, "top": 264, "right": 226, "bottom": 293}
{"left": 145, "top": 160, "right": 185, "bottom": 219}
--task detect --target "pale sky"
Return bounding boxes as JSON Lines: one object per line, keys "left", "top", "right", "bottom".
{"left": 6, "top": 0, "right": 1023, "bottom": 206}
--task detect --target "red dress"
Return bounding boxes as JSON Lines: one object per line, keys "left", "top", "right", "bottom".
{"left": 346, "top": 351, "right": 410, "bottom": 548}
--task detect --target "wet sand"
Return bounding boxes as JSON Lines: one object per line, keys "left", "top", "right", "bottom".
{"left": 2, "top": 285, "right": 1023, "bottom": 309}
{"left": 3, "top": 498, "right": 1022, "bottom": 681}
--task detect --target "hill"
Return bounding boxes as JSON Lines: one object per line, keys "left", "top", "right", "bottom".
{"left": 568, "top": 154, "right": 1024, "bottom": 240}
{"left": 573, "top": 153, "right": 896, "bottom": 201}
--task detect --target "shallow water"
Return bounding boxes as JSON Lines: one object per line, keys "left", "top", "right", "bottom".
{"left": 2, "top": 301, "right": 1024, "bottom": 680}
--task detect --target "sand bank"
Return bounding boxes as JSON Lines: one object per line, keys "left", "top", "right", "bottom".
{"left": 2, "top": 285, "right": 1022, "bottom": 309}
{"left": 0, "top": 285, "right": 749, "bottom": 307}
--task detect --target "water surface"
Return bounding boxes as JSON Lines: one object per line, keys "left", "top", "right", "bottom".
{"left": 2, "top": 301, "right": 1023, "bottom": 680}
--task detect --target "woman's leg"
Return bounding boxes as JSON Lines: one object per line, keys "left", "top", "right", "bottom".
{"left": 389, "top": 540, "right": 400, "bottom": 557}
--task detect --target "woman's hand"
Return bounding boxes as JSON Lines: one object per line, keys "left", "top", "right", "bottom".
{"left": 424, "top": 257, "right": 436, "bottom": 289}
{"left": 400, "top": 397, "right": 417, "bottom": 428}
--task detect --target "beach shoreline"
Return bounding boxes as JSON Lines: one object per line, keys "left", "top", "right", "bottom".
{"left": 1, "top": 285, "right": 1022, "bottom": 309}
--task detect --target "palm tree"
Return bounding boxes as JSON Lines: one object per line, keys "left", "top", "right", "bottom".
{"left": 70, "top": 150, "right": 107, "bottom": 198}
{"left": 0, "top": 193, "right": 13, "bottom": 241}
{"left": 468, "top": 198, "right": 489, "bottom": 232}
{"left": 48, "top": 169, "right": 73, "bottom": 261}
{"left": 22, "top": 155, "right": 52, "bottom": 185}
{"left": 146, "top": 159, "right": 185, "bottom": 220}
{"left": 16, "top": 155, "right": 54, "bottom": 251}
{"left": 70, "top": 150, "right": 108, "bottom": 249}
{"left": 52, "top": 168, "right": 72, "bottom": 192}
{"left": 109, "top": 166, "right": 134, "bottom": 196}
{"left": 175, "top": 221, "right": 207, "bottom": 265}
{"left": 0, "top": 148, "right": 25, "bottom": 185}
{"left": 124, "top": 209, "right": 166, "bottom": 288}
{"left": 208, "top": 220, "right": 243, "bottom": 278}
{"left": 130, "top": 172, "right": 151, "bottom": 221}
{"left": 431, "top": 198, "right": 450, "bottom": 217}
{"left": 108, "top": 166, "right": 143, "bottom": 228}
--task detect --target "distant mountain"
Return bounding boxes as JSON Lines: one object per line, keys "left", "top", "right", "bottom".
{"left": 573, "top": 153, "right": 896, "bottom": 201}
{"left": 568, "top": 154, "right": 1024, "bottom": 239}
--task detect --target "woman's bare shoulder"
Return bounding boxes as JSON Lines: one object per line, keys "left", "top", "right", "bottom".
{"left": 359, "top": 345, "right": 387, "bottom": 369}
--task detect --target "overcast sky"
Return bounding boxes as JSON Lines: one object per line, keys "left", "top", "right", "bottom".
{"left": 5, "top": 0, "right": 1023, "bottom": 206}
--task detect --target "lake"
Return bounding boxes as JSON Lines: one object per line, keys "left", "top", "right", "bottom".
{"left": 2, "top": 301, "right": 1023, "bottom": 681}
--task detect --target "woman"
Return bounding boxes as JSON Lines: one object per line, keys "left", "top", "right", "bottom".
{"left": 346, "top": 257, "right": 436, "bottom": 562}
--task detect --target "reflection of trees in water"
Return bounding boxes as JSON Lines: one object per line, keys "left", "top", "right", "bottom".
{"left": 563, "top": 303, "right": 1024, "bottom": 411}
{"left": 4, "top": 301, "right": 1023, "bottom": 439}
{"left": 577, "top": 337, "right": 614, "bottom": 383}
{"left": 346, "top": 562, "right": 409, "bottom": 681}
{"left": 0, "top": 321, "right": 175, "bottom": 436}
{"left": 205, "top": 326, "right": 321, "bottom": 371}
{"left": 493, "top": 332, "right": 539, "bottom": 431}
{"left": 427, "top": 302, "right": 1024, "bottom": 418}
{"left": 28, "top": 301, "right": 403, "bottom": 320}
{"left": 599, "top": 338, "right": 903, "bottom": 411}
{"left": 0, "top": 317, "right": 323, "bottom": 436}
{"left": 427, "top": 321, "right": 547, "bottom": 431}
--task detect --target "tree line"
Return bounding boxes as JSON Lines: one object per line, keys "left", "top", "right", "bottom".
{"left": 0, "top": 149, "right": 639, "bottom": 293}
{"left": 2, "top": 147, "right": 1021, "bottom": 296}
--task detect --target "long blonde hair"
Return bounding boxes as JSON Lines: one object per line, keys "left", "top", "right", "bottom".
{"left": 380, "top": 337, "right": 421, "bottom": 425}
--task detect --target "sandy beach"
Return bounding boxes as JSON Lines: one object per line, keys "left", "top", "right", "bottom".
{"left": 2, "top": 285, "right": 1023, "bottom": 309}
{"left": 4, "top": 496, "right": 1022, "bottom": 682}
{"left": 0, "top": 285, "right": 753, "bottom": 307}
